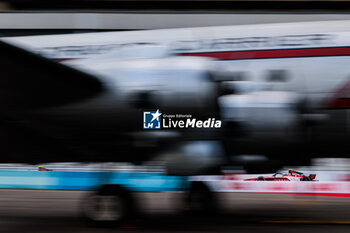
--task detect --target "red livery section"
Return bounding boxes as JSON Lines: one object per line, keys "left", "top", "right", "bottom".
{"left": 323, "top": 76, "right": 350, "bottom": 109}
{"left": 179, "top": 46, "right": 350, "bottom": 60}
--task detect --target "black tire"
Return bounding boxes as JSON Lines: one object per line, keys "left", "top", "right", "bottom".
{"left": 301, "top": 176, "right": 311, "bottom": 181}
{"left": 81, "top": 185, "right": 135, "bottom": 227}
{"left": 185, "top": 181, "right": 216, "bottom": 214}
{"left": 257, "top": 176, "right": 265, "bottom": 181}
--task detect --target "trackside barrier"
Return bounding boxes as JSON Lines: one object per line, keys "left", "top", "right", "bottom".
{"left": 191, "top": 176, "right": 350, "bottom": 197}
{"left": 0, "top": 171, "right": 187, "bottom": 191}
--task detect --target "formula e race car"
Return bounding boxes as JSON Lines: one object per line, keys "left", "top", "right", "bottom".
{"left": 244, "top": 169, "right": 317, "bottom": 181}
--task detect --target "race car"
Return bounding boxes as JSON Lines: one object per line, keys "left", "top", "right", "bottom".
{"left": 244, "top": 169, "right": 317, "bottom": 181}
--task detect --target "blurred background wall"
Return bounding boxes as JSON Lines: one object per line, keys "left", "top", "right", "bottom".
{"left": 1, "top": 0, "right": 350, "bottom": 36}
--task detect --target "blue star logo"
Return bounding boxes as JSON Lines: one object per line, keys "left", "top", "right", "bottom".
{"left": 143, "top": 110, "right": 162, "bottom": 129}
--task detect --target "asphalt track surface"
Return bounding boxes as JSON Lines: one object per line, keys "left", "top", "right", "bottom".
{"left": 0, "top": 190, "right": 349, "bottom": 233}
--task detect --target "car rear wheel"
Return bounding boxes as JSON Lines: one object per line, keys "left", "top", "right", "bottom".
{"left": 301, "top": 176, "right": 311, "bottom": 181}
{"left": 185, "top": 181, "right": 216, "bottom": 213}
{"left": 81, "top": 185, "right": 134, "bottom": 227}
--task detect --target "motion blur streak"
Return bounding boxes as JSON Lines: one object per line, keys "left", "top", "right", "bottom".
{"left": 0, "top": 190, "right": 350, "bottom": 232}
{"left": 2, "top": 3, "right": 350, "bottom": 231}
